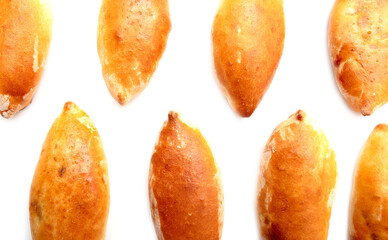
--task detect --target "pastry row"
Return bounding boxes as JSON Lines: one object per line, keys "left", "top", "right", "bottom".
{"left": 1, "top": 0, "right": 387, "bottom": 118}
{"left": 29, "top": 102, "right": 387, "bottom": 240}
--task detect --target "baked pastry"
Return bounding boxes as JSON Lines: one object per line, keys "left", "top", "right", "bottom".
{"left": 0, "top": 0, "right": 52, "bottom": 118}
{"left": 149, "top": 111, "right": 224, "bottom": 240}
{"left": 329, "top": 0, "right": 388, "bottom": 115}
{"left": 29, "top": 102, "right": 110, "bottom": 240}
{"left": 97, "top": 0, "right": 171, "bottom": 105}
{"left": 212, "top": 0, "right": 285, "bottom": 117}
{"left": 349, "top": 124, "right": 388, "bottom": 239}
{"left": 257, "top": 110, "right": 337, "bottom": 240}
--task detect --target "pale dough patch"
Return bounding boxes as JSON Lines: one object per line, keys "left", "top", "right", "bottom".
{"left": 236, "top": 51, "right": 242, "bottom": 64}
{"left": 375, "top": 201, "right": 383, "bottom": 222}
{"left": 39, "top": 0, "right": 51, "bottom": 7}
{"left": 327, "top": 188, "right": 336, "bottom": 208}
{"left": 77, "top": 116, "right": 97, "bottom": 132}
{"left": 214, "top": 162, "right": 224, "bottom": 238}
{"left": 264, "top": 187, "right": 272, "bottom": 213}
{"left": 107, "top": 73, "right": 131, "bottom": 103}
{"left": 1, "top": 88, "right": 35, "bottom": 118}
{"left": 33, "top": 36, "right": 39, "bottom": 72}
{"left": 23, "top": 88, "right": 35, "bottom": 101}
{"left": 133, "top": 60, "right": 140, "bottom": 71}
{"left": 301, "top": 113, "right": 321, "bottom": 133}
{"left": 175, "top": 129, "right": 187, "bottom": 149}
{"left": 149, "top": 171, "right": 165, "bottom": 240}
{"left": 279, "top": 125, "right": 294, "bottom": 142}
{"left": 0, "top": 94, "right": 10, "bottom": 111}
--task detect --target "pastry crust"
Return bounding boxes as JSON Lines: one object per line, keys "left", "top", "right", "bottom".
{"left": 329, "top": 0, "right": 388, "bottom": 116}
{"left": 0, "top": 0, "right": 52, "bottom": 118}
{"left": 149, "top": 111, "right": 224, "bottom": 240}
{"left": 349, "top": 124, "right": 388, "bottom": 240}
{"left": 97, "top": 0, "right": 171, "bottom": 105}
{"left": 212, "top": 0, "right": 285, "bottom": 117}
{"left": 29, "top": 102, "right": 110, "bottom": 240}
{"left": 257, "top": 110, "right": 337, "bottom": 240}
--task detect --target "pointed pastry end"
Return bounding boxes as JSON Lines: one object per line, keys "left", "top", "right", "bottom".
{"left": 374, "top": 124, "right": 388, "bottom": 132}
{"left": 168, "top": 111, "right": 179, "bottom": 121}
{"left": 294, "top": 110, "right": 306, "bottom": 122}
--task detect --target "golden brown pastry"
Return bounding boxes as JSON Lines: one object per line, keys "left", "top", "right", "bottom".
{"left": 257, "top": 110, "right": 337, "bottom": 240}
{"left": 0, "top": 0, "right": 52, "bottom": 118}
{"left": 328, "top": 0, "right": 388, "bottom": 116}
{"left": 97, "top": 0, "right": 171, "bottom": 105}
{"left": 29, "top": 102, "right": 110, "bottom": 240}
{"left": 349, "top": 124, "right": 388, "bottom": 240}
{"left": 212, "top": 0, "right": 285, "bottom": 117}
{"left": 149, "top": 111, "right": 224, "bottom": 240}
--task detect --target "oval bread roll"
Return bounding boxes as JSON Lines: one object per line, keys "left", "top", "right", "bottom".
{"left": 0, "top": 0, "right": 52, "bottom": 118}
{"left": 97, "top": 0, "right": 171, "bottom": 105}
{"left": 149, "top": 111, "right": 224, "bottom": 240}
{"left": 212, "top": 0, "right": 285, "bottom": 117}
{"left": 349, "top": 124, "right": 388, "bottom": 239}
{"left": 29, "top": 102, "right": 110, "bottom": 240}
{"left": 328, "top": 0, "right": 388, "bottom": 116}
{"left": 257, "top": 110, "right": 337, "bottom": 240}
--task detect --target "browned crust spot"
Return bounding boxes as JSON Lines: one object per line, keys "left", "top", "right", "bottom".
{"left": 58, "top": 166, "right": 66, "bottom": 177}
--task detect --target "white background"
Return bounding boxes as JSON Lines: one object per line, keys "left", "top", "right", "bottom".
{"left": 0, "top": 0, "right": 387, "bottom": 239}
